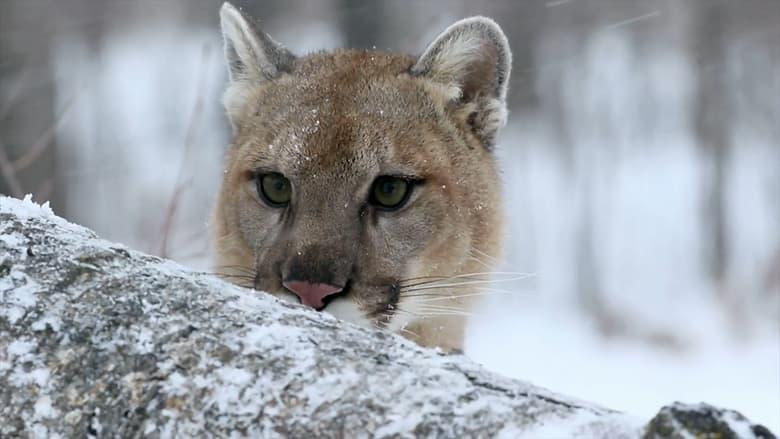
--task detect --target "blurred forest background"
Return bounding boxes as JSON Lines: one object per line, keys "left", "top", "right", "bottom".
{"left": 1, "top": 0, "right": 778, "bottom": 428}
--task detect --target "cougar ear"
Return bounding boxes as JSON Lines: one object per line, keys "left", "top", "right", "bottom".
{"left": 219, "top": 2, "right": 295, "bottom": 82}
{"left": 412, "top": 17, "right": 512, "bottom": 150}
{"left": 219, "top": 2, "right": 295, "bottom": 130}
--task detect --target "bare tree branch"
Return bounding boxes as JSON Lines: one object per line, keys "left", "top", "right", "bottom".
{"left": 11, "top": 94, "right": 76, "bottom": 171}
{"left": 158, "top": 44, "right": 212, "bottom": 258}
{"left": 0, "top": 138, "right": 24, "bottom": 198}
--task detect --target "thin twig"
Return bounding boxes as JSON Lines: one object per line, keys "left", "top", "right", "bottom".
{"left": 158, "top": 43, "right": 213, "bottom": 258}
{"left": 400, "top": 272, "right": 535, "bottom": 290}
{"left": 0, "top": 67, "right": 27, "bottom": 120}
{"left": 12, "top": 95, "right": 77, "bottom": 171}
{"left": 603, "top": 10, "right": 661, "bottom": 30}
{"left": 36, "top": 177, "right": 54, "bottom": 202}
{"left": 0, "top": 137, "right": 24, "bottom": 198}
{"left": 169, "top": 223, "right": 211, "bottom": 260}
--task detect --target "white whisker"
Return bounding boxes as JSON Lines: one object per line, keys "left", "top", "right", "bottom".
{"left": 417, "top": 304, "right": 469, "bottom": 312}
{"left": 406, "top": 285, "right": 520, "bottom": 297}
{"left": 413, "top": 311, "right": 473, "bottom": 317}
{"left": 399, "top": 271, "right": 536, "bottom": 288}
{"left": 402, "top": 275, "right": 535, "bottom": 292}
{"left": 472, "top": 247, "right": 501, "bottom": 264}
{"left": 467, "top": 254, "right": 493, "bottom": 270}
{"left": 412, "top": 289, "right": 532, "bottom": 303}
{"left": 399, "top": 327, "right": 419, "bottom": 338}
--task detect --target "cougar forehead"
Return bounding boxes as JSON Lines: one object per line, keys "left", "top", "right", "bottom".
{"left": 215, "top": 4, "right": 511, "bottom": 351}
{"left": 231, "top": 51, "right": 457, "bottom": 176}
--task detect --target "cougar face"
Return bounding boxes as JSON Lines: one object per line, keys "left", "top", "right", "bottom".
{"left": 213, "top": 2, "right": 511, "bottom": 351}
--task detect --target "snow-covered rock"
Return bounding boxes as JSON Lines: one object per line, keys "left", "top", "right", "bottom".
{"left": 0, "top": 195, "right": 775, "bottom": 438}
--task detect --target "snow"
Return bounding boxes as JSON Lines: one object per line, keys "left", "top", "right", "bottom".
{"left": 10, "top": 367, "right": 50, "bottom": 388}
{"left": 0, "top": 194, "right": 54, "bottom": 220}
{"left": 6, "top": 339, "right": 37, "bottom": 357}
{"left": 0, "top": 232, "right": 27, "bottom": 254}
{"left": 133, "top": 327, "right": 156, "bottom": 354}
{"left": 373, "top": 411, "right": 425, "bottom": 437}
{"left": 31, "top": 314, "right": 62, "bottom": 333}
{"left": 215, "top": 366, "right": 254, "bottom": 386}
{"left": 468, "top": 294, "right": 780, "bottom": 432}
{"left": 0, "top": 270, "right": 41, "bottom": 324}
{"left": 212, "top": 366, "right": 257, "bottom": 412}
{"left": 722, "top": 408, "right": 760, "bottom": 438}
{"left": 506, "top": 411, "right": 639, "bottom": 439}
{"left": 462, "top": 27, "right": 780, "bottom": 432}
{"left": 34, "top": 396, "right": 58, "bottom": 419}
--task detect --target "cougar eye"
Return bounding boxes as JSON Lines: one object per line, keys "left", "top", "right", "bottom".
{"left": 370, "top": 176, "right": 412, "bottom": 210}
{"left": 257, "top": 172, "right": 291, "bottom": 207}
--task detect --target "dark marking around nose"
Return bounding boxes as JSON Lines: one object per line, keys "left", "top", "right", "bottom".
{"left": 286, "top": 252, "right": 339, "bottom": 286}
{"left": 282, "top": 244, "right": 354, "bottom": 310}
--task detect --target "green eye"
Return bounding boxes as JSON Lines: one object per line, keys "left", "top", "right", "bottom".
{"left": 370, "top": 176, "right": 412, "bottom": 210}
{"left": 258, "top": 172, "right": 291, "bottom": 207}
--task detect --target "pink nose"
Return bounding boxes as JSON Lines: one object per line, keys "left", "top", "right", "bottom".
{"left": 282, "top": 281, "right": 343, "bottom": 310}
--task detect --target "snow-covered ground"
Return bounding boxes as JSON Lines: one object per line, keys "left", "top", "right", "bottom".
{"left": 468, "top": 295, "right": 779, "bottom": 431}
{"left": 467, "top": 115, "right": 779, "bottom": 430}
{"left": 462, "top": 30, "right": 779, "bottom": 430}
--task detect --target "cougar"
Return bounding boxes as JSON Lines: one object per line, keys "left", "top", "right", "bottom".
{"left": 213, "top": 2, "right": 512, "bottom": 352}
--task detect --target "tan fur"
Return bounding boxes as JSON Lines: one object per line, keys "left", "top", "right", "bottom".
{"left": 212, "top": 2, "right": 511, "bottom": 351}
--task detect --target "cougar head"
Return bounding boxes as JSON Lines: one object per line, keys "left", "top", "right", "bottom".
{"left": 213, "top": 2, "right": 511, "bottom": 350}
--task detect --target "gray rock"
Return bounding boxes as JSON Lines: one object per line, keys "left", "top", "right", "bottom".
{"left": 643, "top": 402, "right": 776, "bottom": 439}
{"left": 0, "top": 196, "right": 775, "bottom": 438}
